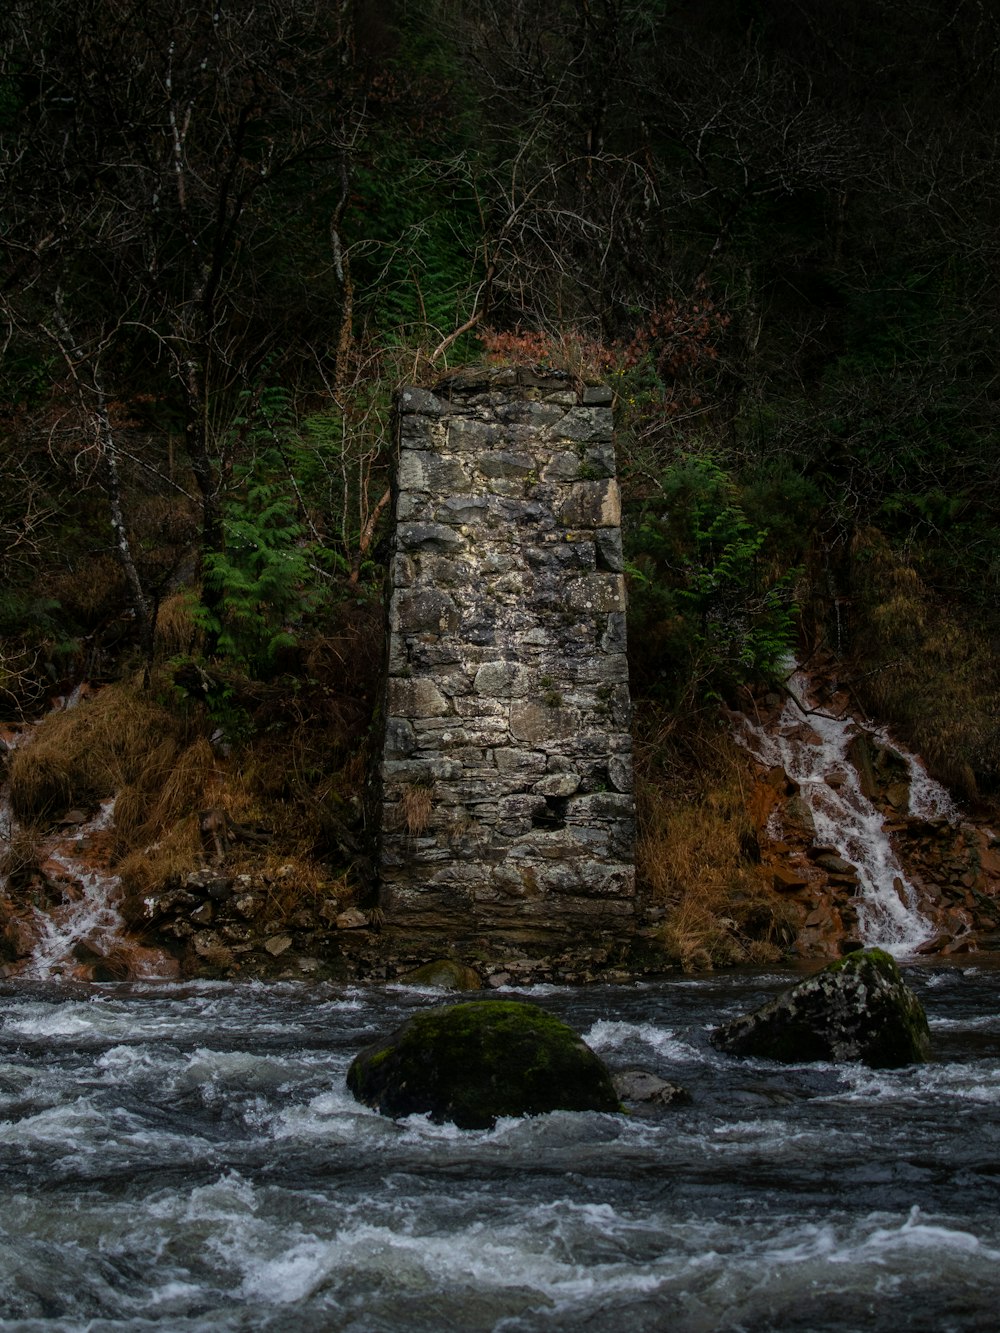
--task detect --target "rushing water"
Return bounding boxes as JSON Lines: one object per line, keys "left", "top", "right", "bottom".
{"left": 2, "top": 967, "right": 999, "bottom": 1331}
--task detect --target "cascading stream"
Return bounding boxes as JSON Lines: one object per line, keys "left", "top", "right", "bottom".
{"left": 736, "top": 669, "right": 957, "bottom": 957}
{"left": 1, "top": 695, "right": 143, "bottom": 979}
{"left": 17, "top": 799, "right": 129, "bottom": 980}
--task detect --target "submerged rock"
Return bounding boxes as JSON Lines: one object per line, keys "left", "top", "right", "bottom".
{"left": 612, "top": 1068, "right": 691, "bottom": 1106}
{"left": 710, "top": 948, "right": 930, "bottom": 1068}
{"left": 346, "top": 999, "right": 620, "bottom": 1129}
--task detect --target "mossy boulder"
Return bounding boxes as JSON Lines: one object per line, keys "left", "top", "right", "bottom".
{"left": 346, "top": 999, "right": 621, "bottom": 1129}
{"left": 710, "top": 948, "right": 931, "bottom": 1068}
{"left": 397, "top": 959, "right": 482, "bottom": 991}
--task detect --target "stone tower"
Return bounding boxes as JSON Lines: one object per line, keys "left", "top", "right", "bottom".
{"left": 379, "top": 368, "right": 635, "bottom": 958}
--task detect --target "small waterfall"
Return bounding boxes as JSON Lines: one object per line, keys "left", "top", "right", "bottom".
{"left": 736, "top": 669, "right": 956, "bottom": 957}
{"left": 18, "top": 799, "right": 132, "bottom": 980}
{"left": 1, "top": 699, "right": 174, "bottom": 981}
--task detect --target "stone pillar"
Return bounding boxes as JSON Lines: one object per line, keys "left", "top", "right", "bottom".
{"left": 379, "top": 368, "right": 635, "bottom": 954}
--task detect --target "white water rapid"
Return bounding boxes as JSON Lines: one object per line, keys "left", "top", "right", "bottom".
{"left": 736, "top": 669, "right": 958, "bottom": 958}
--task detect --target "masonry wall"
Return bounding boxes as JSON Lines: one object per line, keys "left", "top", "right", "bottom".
{"left": 379, "top": 368, "right": 636, "bottom": 950}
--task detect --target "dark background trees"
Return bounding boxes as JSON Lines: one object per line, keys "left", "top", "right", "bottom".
{"left": 2, "top": 0, "right": 998, "bottom": 789}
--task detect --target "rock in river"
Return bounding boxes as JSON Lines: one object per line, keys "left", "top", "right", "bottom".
{"left": 346, "top": 999, "right": 621, "bottom": 1129}
{"left": 397, "top": 958, "right": 483, "bottom": 991}
{"left": 710, "top": 948, "right": 930, "bottom": 1068}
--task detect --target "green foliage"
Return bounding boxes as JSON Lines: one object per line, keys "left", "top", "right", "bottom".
{"left": 194, "top": 390, "right": 330, "bottom": 676}
{"left": 627, "top": 455, "right": 800, "bottom": 704}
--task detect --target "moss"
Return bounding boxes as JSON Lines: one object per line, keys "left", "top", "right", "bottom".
{"left": 828, "top": 946, "right": 896, "bottom": 976}
{"left": 347, "top": 1000, "right": 621, "bottom": 1129}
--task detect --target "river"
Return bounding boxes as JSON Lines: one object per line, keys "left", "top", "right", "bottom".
{"left": 2, "top": 965, "right": 998, "bottom": 1331}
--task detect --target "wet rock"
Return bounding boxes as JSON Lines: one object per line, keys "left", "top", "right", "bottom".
{"left": 812, "top": 852, "right": 855, "bottom": 875}
{"left": 3, "top": 916, "right": 42, "bottom": 958}
{"left": 773, "top": 865, "right": 809, "bottom": 893}
{"left": 710, "top": 948, "right": 930, "bottom": 1068}
{"left": 398, "top": 959, "right": 483, "bottom": 990}
{"left": 190, "top": 932, "right": 234, "bottom": 967}
{"left": 347, "top": 1000, "right": 621, "bottom": 1129}
{"left": 612, "top": 1068, "right": 691, "bottom": 1106}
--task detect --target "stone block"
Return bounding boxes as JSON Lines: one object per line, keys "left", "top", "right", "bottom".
{"left": 435, "top": 495, "right": 489, "bottom": 525}
{"left": 556, "top": 478, "right": 622, "bottom": 528}
{"left": 608, "top": 755, "right": 634, "bottom": 793}
{"left": 547, "top": 406, "right": 613, "bottom": 443}
{"left": 391, "top": 553, "right": 416, "bottom": 587}
{"left": 495, "top": 400, "right": 567, "bottom": 427}
{"left": 540, "top": 451, "right": 585, "bottom": 482}
{"left": 566, "top": 573, "right": 627, "bottom": 614}
{"left": 399, "top": 450, "right": 471, "bottom": 493}
{"left": 602, "top": 613, "right": 628, "bottom": 653}
{"left": 398, "top": 386, "right": 449, "bottom": 416}
{"left": 510, "top": 700, "right": 579, "bottom": 743}
{"left": 396, "top": 521, "right": 464, "bottom": 551}
{"left": 495, "top": 747, "right": 548, "bottom": 775}
{"left": 446, "top": 418, "right": 503, "bottom": 451}
{"left": 595, "top": 527, "right": 624, "bottom": 572}
{"left": 475, "top": 450, "right": 536, "bottom": 481}
{"left": 386, "top": 677, "right": 451, "bottom": 718}
{"left": 474, "top": 660, "right": 531, "bottom": 697}
{"left": 534, "top": 772, "right": 581, "bottom": 797}
{"left": 384, "top": 717, "right": 416, "bottom": 759}
{"left": 581, "top": 441, "right": 617, "bottom": 477}
{"left": 396, "top": 587, "right": 459, "bottom": 634}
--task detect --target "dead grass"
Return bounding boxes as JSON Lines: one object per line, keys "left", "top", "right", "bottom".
{"left": 399, "top": 782, "right": 434, "bottom": 835}
{"left": 114, "top": 735, "right": 220, "bottom": 853}
{"left": 117, "top": 813, "right": 203, "bottom": 903}
{"left": 8, "top": 685, "right": 188, "bottom": 822}
{"left": 636, "top": 710, "right": 791, "bottom": 971}
{"left": 0, "top": 824, "right": 43, "bottom": 890}
{"left": 850, "top": 527, "right": 1000, "bottom": 799}
{"left": 154, "top": 591, "right": 201, "bottom": 660}
{"left": 248, "top": 853, "right": 350, "bottom": 924}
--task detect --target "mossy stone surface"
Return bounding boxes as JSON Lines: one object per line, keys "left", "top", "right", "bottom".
{"left": 710, "top": 948, "right": 931, "bottom": 1068}
{"left": 397, "top": 959, "right": 483, "bottom": 991}
{"left": 346, "top": 999, "right": 620, "bottom": 1129}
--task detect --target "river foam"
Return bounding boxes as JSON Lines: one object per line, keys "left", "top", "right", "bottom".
{"left": 0, "top": 970, "right": 998, "bottom": 1330}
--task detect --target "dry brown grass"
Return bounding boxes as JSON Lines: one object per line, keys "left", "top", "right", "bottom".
{"left": 114, "top": 735, "right": 220, "bottom": 853}
{"left": 850, "top": 527, "right": 1000, "bottom": 799}
{"left": 154, "top": 591, "right": 201, "bottom": 660}
{"left": 8, "top": 685, "right": 186, "bottom": 822}
{"left": 0, "top": 824, "right": 43, "bottom": 890}
{"left": 250, "top": 853, "right": 350, "bottom": 924}
{"left": 399, "top": 782, "right": 434, "bottom": 835}
{"left": 117, "top": 813, "right": 203, "bottom": 902}
{"left": 636, "top": 711, "right": 791, "bottom": 971}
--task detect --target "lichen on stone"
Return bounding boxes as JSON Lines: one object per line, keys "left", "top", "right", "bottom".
{"left": 710, "top": 947, "right": 931, "bottom": 1068}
